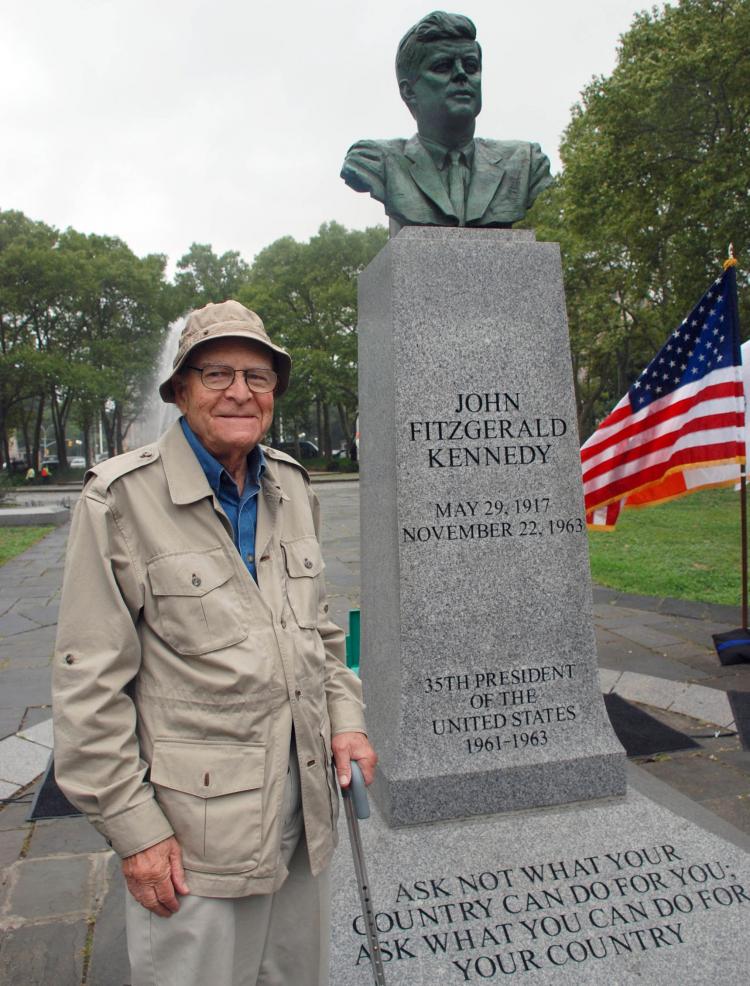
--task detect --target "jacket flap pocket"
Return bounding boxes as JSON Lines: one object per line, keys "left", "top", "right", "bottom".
{"left": 150, "top": 740, "right": 265, "bottom": 798}
{"left": 282, "top": 536, "right": 323, "bottom": 578}
{"left": 148, "top": 548, "right": 234, "bottom": 597}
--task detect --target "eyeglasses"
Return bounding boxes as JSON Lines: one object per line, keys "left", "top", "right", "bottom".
{"left": 186, "top": 364, "right": 278, "bottom": 393}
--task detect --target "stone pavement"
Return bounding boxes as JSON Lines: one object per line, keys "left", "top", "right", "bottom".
{"left": 1, "top": 481, "right": 749, "bottom": 985}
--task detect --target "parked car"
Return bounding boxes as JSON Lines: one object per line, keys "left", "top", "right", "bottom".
{"left": 69, "top": 456, "right": 86, "bottom": 468}
{"left": 272, "top": 440, "right": 319, "bottom": 460}
{"left": 40, "top": 458, "right": 59, "bottom": 471}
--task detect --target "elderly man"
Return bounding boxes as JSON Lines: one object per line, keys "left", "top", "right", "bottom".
{"left": 341, "top": 10, "right": 552, "bottom": 229}
{"left": 53, "top": 301, "right": 376, "bottom": 986}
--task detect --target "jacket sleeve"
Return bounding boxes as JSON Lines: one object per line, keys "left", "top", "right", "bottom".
{"left": 307, "top": 484, "right": 367, "bottom": 737}
{"left": 527, "top": 142, "right": 553, "bottom": 208}
{"left": 52, "top": 487, "right": 174, "bottom": 858}
{"left": 340, "top": 140, "right": 387, "bottom": 204}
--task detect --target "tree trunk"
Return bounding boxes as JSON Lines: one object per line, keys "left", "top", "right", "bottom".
{"left": 0, "top": 421, "right": 9, "bottom": 469}
{"left": 336, "top": 402, "right": 350, "bottom": 447}
{"left": 49, "top": 389, "right": 69, "bottom": 470}
{"left": 322, "top": 403, "right": 331, "bottom": 458}
{"left": 100, "top": 404, "right": 116, "bottom": 457}
{"left": 32, "top": 398, "right": 45, "bottom": 468}
{"left": 315, "top": 398, "right": 323, "bottom": 451}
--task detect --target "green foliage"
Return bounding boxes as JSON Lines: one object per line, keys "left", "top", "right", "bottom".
{"left": 0, "top": 210, "right": 180, "bottom": 463}
{"left": 175, "top": 243, "right": 250, "bottom": 311}
{"left": 239, "top": 222, "right": 387, "bottom": 451}
{"left": 0, "top": 526, "right": 54, "bottom": 566}
{"left": 527, "top": 0, "right": 750, "bottom": 440}
{"left": 588, "top": 489, "right": 742, "bottom": 605}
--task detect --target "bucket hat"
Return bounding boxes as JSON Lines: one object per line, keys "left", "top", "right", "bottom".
{"left": 159, "top": 300, "right": 291, "bottom": 402}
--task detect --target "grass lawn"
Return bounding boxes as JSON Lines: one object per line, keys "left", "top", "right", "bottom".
{"left": 0, "top": 526, "right": 54, "bottom": 566}
{"left": 587, "top": 488, "right": 743, "bottom": 606}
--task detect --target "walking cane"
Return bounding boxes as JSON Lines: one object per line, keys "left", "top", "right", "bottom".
{"left": 341, "top": 761, "right": 387, "bottom": 985}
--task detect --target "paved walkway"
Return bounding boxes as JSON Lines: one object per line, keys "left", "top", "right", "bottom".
{"left": 1, "top": 481, "right": 749, "bottom": 984}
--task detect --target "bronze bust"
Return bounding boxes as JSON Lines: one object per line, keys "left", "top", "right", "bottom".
{"left": 341, "top": 11, "right": 552, "bottom": 229}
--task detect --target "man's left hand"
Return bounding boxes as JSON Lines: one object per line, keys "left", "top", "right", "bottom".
{"left": 331, "top": 731, "right": 378, "bottom": 788}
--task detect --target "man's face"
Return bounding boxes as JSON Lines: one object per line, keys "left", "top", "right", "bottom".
{"left": 173, "top": 338, "right": 275, "bottom": 462}
{"left": 402, "top": 39, "right": 482, "bottom": 132}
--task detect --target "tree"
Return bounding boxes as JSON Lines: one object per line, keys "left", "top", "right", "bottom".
{"left": 62, "top": 231, "right": 180, "bottom": 455}
{"left": 527, "top": 0, "right": 750, "bottom": 439}
{"left": 175, "top": 243, "right": 250, "bottom": 311}
{"left": 240, "top": 222, "right": 387, "bottom": 454}
{"left": 0, "top": 211, "right": 61, "bottom": 465}
{"left": 0, "top": 211, "right": 178, "bottom": 465}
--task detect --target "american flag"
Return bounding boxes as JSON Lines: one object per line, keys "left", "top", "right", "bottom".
{"left": 582, "top": 263, "right": 745, "bottom": 530}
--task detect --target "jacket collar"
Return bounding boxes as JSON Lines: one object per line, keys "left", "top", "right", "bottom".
{"left": 160, "top": 419, "right": 279, "bottom": 507}
{"left": 158, "top": 422, "right": 289, "bottom": 560}
{"left": 404, "top": 134, "right": 457, "bottom": 219}
{"left": 158, "top": 420, "right": 214, "bottom": 505}
{"left": 403, "top": 134, "right": 506, "bottom": 223}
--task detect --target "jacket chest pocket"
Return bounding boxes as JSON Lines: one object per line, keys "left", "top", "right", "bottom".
{"left": 281, "top": 536, "right": 323, "bottom": 629}
{"left": 150, "top": 739, "right": 265, "bottom": 874}
{"left": 146, "top": 547, "right": 247, "bottom": 655}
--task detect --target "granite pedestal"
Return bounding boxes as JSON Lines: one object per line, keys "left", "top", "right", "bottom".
{"left": 330, "top": 766, "right": 750, "bottom": 984}
{"left": 357, "top": 228, "right": 625, "bottom": 826}
{"left": 333, "top": 228, "right": 750, "bottom": 982}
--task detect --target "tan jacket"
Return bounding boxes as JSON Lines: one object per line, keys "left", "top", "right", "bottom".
{"left": 53, "top": 421, "right": 366, "bottom": 897}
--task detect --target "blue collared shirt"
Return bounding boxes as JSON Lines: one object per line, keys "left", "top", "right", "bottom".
{"left": 180, "top": 417, "right": 266, "bottom": 581}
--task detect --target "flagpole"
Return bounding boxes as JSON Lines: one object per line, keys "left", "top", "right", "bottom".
{"left": 741, "top": 466, "right": 748, "bottom": 629}
{"left": 726, "top": 244, "right": 748, "bottom": 628}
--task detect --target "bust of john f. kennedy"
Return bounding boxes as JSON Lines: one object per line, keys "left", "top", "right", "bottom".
{"left": 340, "top": 10, "right": 553, "bottom": 230}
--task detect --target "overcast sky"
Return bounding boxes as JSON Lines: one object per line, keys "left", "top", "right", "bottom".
{"left": 1, "top": 0, "right": 648, "bottom": 271}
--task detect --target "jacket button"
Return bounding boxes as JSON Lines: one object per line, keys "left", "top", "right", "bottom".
{"left": 281, "top": 619, "right": 287, "bottom": 629}
{"left": 304, "top": 559, "right": 313, "bottom": 569}
{"left": 323, "top": 604, "right": 329, "bottom": 613}
{"left": 64, "top": 654, "right": 75, "bottom": 665}
{"left": 139, "top": 450, "right": 153, "bottom": 459}
{"left": 295, "top": 689, "right": 302, "bottom": 700}
{"left": 191, "top": 574, "right": 201, "bottom": 587}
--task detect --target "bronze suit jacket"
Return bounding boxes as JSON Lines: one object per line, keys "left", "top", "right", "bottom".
{"left": 341, "top": 134, "right": 552, "bottom": 228}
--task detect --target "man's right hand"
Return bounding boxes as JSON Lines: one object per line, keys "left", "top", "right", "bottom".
{"left": 121, "top": 835, "right": 190, "bottom": 917}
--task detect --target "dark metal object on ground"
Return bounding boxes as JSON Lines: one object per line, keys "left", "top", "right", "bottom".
{"left": 27, "top": 757, "right": 81, "bottom": 821}
{"left": 603, "top": 694, "right": 700, "bottom": 757}
{"left": 714, "top": 629, "right": 750, "bottom": 666}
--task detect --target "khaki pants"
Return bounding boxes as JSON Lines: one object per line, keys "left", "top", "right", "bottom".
{"left": 126, "top": 750, "right": 330, "bottom": 986}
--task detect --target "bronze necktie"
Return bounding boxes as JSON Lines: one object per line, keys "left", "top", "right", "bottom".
{"left": 447, "top": 150, "right": 466, "bottom": 226}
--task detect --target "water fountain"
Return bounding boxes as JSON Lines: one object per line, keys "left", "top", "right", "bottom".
{"left": 129, "top": 317, "right": 185, "bottom": 446}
